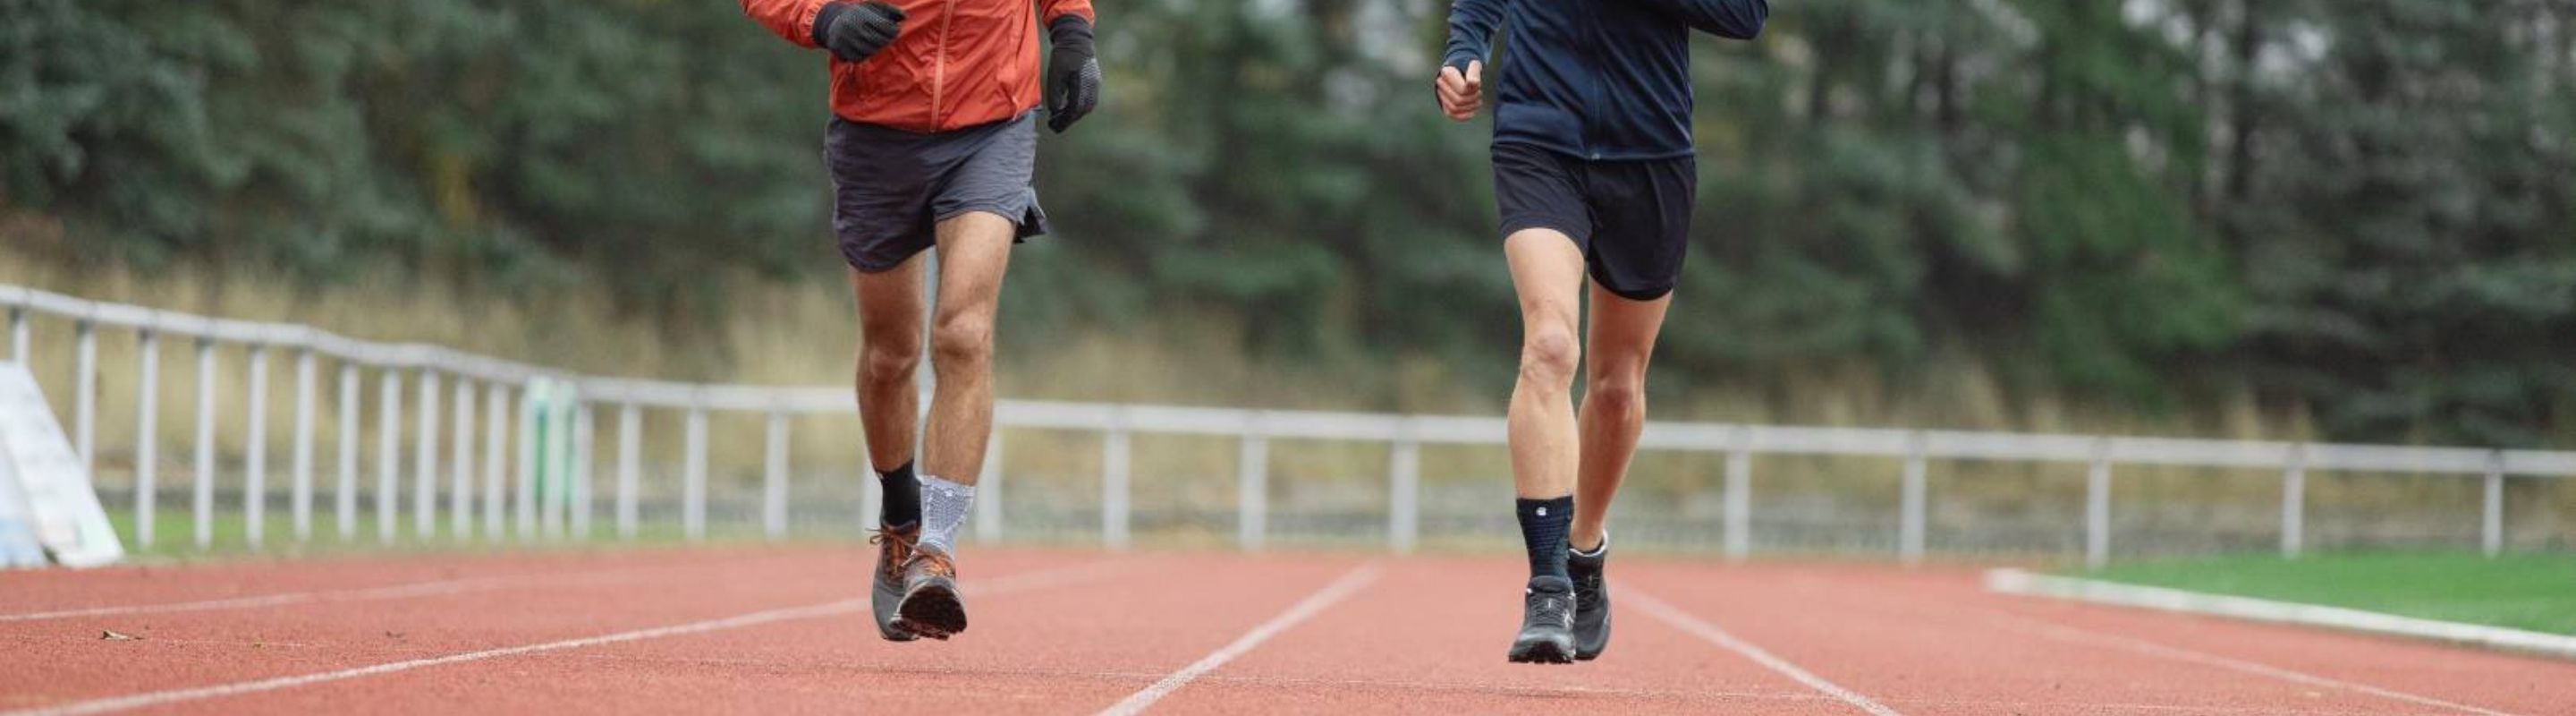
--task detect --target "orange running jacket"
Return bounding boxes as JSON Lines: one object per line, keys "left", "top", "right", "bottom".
{"left": 741, "top": 0, "right": 1096, "bottom": 133}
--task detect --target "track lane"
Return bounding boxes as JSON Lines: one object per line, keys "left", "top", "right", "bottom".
{"left": 211, "top": 553, "right": 1371, "bottom": 715}
{"left": 1623, "top": 561, "right": 2574, "bottom": 716}
{"left": 0, "top": 549, "right": 1097, "bottom": 712}
{"left": 1975, "top": 584, "right": 2576, "bottom": 715}
{"left": 7, "top": 550, "right": 2569, "bottom": 715}
{"left": 1146, "top": 556, "right": 1835, "bottom": 714}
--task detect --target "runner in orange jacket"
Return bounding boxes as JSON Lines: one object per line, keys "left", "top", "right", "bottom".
{"left": 738, "top": 0, "right": 1100, "bottom": 643}
{"left": 741, "top": 0, "right": 1096, "bottom": 132}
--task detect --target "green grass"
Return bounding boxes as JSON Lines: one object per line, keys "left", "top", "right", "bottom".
{"left": 2083, "top": 552, "right": 2576, "bottom": 635}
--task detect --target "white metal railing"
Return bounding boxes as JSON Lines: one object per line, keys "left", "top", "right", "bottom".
{"left": 4, "top": 283, "right": 2573, "bottom": 567}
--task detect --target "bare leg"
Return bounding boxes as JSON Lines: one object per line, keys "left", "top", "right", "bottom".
{"left": 1504, "top": 230, "right": 1588, "bottom": 500}
{"left": 849, "top": 260, "right": 928, "bottom": 473}
{"left": 921, "top": 212, "right": 1015, "bottom": 486}
{"left": 1569, "top": 285, "right": 1670, "bottom": 551}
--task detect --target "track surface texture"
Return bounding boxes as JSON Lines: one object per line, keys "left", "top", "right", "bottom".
{"left": 3, "top": 549, "right": 2570, "bottom": 715}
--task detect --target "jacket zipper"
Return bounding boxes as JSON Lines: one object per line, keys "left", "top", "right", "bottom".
{"left": 931, "top": 0, "right": 958, "bottom": 127}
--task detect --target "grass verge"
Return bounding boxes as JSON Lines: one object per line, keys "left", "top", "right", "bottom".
{"left": 2081, "top": 551, "right": 2576, "bottom": 635}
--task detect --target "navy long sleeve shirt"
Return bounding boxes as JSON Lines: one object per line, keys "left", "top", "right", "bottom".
{"left": 1445, "top": 0, "right": 1767, "bottom": 161}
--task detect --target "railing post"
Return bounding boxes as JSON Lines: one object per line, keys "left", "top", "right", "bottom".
{"left": 6, "top": 306, "right": 24, "bottom": 365}
{"left": 572, "top": 404, "right": 594, "bottom": 541}
{"left": 616, "top": 403, "right": 640, "bottom": 541}
{"left": 2482, "top": 450, "right": 2505, "bottom": 557}
{"left": 2086, "top": 439, "right": 2113, "bottom": 569}
{"left": 451, "top": 379, "right": 474, "bottom": 541}
{"left": 974, "top": 430, "right": 1003, "bottom": 544}
{"left": 518, "top": 388, "right": 541, "bottom": 541}
{"left": 1389, "top": 430, "right": 1420, "bottom": 554}
{"left": 1723, "top": 428, "right": 1751, "bottom": 561}
{"left": 683, "top": 405, "right": 708, "bottom": 542}
{"left": 336, "top": 362, "right": 359, "bottom": 541}
{"left": 377, "top": 368, "right": 401, "bottom": 545}
{"left": 132, "top": 330, "right": 160, "bottom": 550}
{"left": 763, "top": 411, "right": 789, "bottom": 541}
{"left": 73, "top": 320, "right": 96, "bottom": 479}
{"left": 1238, "top": 424, "right": 1267, "bottom": 552}
{"left": 542, "top": 395, "right": 569, "bottom": 541}
{"left": 191, "top": 337, "right": 216, "bottom": 550}
{"left": 242, "top": 345, "right": 268, "bottom": 550}
{"left": 2280, "top": 445, "right": 2306, "bottom": 558}
{"left": 1898, "top": 431, "right": 1928, "bottom": 565}
{"left": 414, "top": 370, "right": 439, "bottom": 541}
{"left": 483, "top": 382, "right": 508, "bottom": 541}
{"left": 1102, "top": 418, "right": 1131, "bottom": 550}
{"left": 290, "top": 349, "right": 315, "bottom": 543}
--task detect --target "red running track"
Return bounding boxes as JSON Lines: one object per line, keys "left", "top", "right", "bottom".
{"left": 1, "top": 548, "right": 2571, "bottom": 715}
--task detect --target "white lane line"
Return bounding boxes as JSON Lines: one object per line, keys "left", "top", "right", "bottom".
{"left": 1623, "top": 583, "right": 1903, "bottom": 716}
{"left": 8, "top": 559, "right": 1130, "bottom": 716}
{"left": 1989, "top": 612, "right": 2525, "bottom": 716}
{"left": 1094, "top": 562, "right": 1381, "bottom": 716}
{"left": 0, "top": 567, "right": 665, "bottom": 624}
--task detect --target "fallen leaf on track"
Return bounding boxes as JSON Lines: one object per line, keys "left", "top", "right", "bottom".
{"left": 100, "top": 629, "right": 140, "bottom": 641}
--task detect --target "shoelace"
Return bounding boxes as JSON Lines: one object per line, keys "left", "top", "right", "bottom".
{"left": 912, "top": 549, "right": 957, "bottom": 580}
{"left": 869, "top": 527, "right": 917, "bottom": 581}
{"left": 1525, "top": 590, "right": 1572, "bottom": 627}
{"left": 1571, "top": 568, "right": 1603, "bottom": 611}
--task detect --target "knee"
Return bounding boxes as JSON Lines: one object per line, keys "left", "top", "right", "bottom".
{"left": 860, "top": 337, "right": 920, "bottom": 384}
{"left": 1585, "top": 371, "right": 1646, "bottom": 417}
{"left": 930, "top": 312, "right": 995, "bottom": 368}
{"left": 1518, "top": 326, "right": 1581, "bottom": 389}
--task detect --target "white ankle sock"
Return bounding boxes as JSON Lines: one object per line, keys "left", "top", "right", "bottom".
{"left": 918, "top": 474, "right": 976, "bottom": 555}
{"left": 1571, "top": 531, "right": 1608, "bottom": 558}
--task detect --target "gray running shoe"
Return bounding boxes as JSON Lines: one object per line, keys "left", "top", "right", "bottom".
{"left": 1507, "top": 575, "right": 1577, "bottom": 664}
{"left": 892, "top": 544, "right": 968, "bottom": 639}
{"left": 869, "top": 524, "right": 920, "bottom": 642}
{"left": 1569, "top": 539, "right": 1612, "bottom": 661}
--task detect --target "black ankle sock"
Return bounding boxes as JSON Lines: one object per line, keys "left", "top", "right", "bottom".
{"left": 1516, "top": 496, "right": 1574, "bottom": 582}
{"left": 877, "top": 461, "right": 921, "bottom": 527}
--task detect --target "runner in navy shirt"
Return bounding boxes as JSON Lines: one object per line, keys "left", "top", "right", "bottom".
{"left": 1436, "top": 0, "right": 1767, "bottom": 664}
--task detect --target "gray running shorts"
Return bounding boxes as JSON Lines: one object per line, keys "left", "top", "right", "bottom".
{"left": 825, "top": 110, "right": 1048, "bottom": 273}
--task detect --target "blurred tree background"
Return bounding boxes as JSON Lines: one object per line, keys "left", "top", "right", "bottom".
{"left": 3, "top": 0, "right": 2571, "bottom": 447}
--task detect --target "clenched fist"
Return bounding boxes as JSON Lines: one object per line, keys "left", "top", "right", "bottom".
{"left": 816, "top": 1, "right": 905, "bottom": 64}
{"left": 1435, "top": 60, "right": 1484, "bottom": 121}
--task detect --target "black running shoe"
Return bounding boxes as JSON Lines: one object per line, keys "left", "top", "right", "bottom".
{"left": 1507, "top": 575, "right": 1577, "bottom": 664}
{"left": 893, "top": 545, "right": 968, "bottom": 640}
{"left": 1569, "top": 539, "right": 1611, "bottom": 661}
{"left": 869, "top": 524, "right": 920, "bottom": 642}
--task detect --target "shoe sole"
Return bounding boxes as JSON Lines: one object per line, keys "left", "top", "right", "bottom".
{"left": 1507, "top": 635, "right": 1577, "bottom": 664}
{"left": 876, "top": 619, "right": 919, "bottom": 642}
{"left": 894, "top": 582, "right": 968, "bottom": 640}
{"left": 874, "top": 581, "right": 917, "bottom": 642}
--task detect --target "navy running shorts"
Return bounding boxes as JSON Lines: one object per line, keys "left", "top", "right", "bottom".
{"left": 1491, "top": 142, "right": 1697, "bottom": 301}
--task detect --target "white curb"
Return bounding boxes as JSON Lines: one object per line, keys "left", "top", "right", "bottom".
{"left": 1985, "top": 567, "right": 2576, "bottom": 661}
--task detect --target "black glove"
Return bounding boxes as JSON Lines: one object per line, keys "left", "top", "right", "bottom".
{"left": 1045, "top": 16, "right": 1100, "bottom": 133}
{"left": 813, "top": 1, "right": 905, "bottom": 64}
